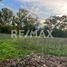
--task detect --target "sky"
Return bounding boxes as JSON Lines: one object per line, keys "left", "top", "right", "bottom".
{"left": 0, "top": 0, "right": 67, "bottom": 19}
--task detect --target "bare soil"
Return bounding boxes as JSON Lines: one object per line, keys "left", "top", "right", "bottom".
{"left": 0, "top": 54, "right": 67, "bottom": 67}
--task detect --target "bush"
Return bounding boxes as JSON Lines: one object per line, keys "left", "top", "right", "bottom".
{"left": 0, "top": 24, "right": 17, "bottom": 34}
{"left": 52, "top": 29, "right": 67, "bottom": 37}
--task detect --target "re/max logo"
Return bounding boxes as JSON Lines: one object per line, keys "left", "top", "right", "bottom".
{"left": 11, "top": 30, "right": 53, "bottom": 38}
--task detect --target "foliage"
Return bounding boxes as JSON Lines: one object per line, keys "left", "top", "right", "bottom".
{"left": 0, "top": 34, "right": 67, "bottom": 60}
{"left": 0, "top": 8, "right": 67, "bottom": 37}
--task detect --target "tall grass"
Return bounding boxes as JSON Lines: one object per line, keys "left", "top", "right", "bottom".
{"left": 0, "top": 34, "right": 67, "bottom": 60}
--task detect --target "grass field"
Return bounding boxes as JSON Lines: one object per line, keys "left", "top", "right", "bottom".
{"left": 0, "top": 34, "right": 67, "bottom": 60}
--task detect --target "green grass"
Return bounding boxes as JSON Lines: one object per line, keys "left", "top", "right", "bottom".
{"left": 0, "top": 34, "right": 67, "bottom": 60}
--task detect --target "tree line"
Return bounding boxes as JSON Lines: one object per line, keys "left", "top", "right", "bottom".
{"left": 0, "top": 8, "right": 67, "bottom": 37}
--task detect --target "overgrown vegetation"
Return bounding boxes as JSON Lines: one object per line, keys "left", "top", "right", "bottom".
{"left": 0, "top": 34, "right": 67, "bottom": 60}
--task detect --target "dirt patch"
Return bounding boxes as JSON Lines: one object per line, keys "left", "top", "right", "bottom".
{"left": 0, "top": 54, "right": 67, "bottom": 67}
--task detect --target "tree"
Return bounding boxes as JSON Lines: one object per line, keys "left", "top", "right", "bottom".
{"left": 45, "top": 16, "right": 67, "bottom": 37}
{"left": 0, "top": 8, "right": 13, "bottom": 25}
{"left": 16, "top": 8, "right": 37, "bottom": 33}
{"left": 0, "top": 8, "right": 13, "bottom": 33}
{"left": 46, "top": 16, "right": 67, "bottom": 30}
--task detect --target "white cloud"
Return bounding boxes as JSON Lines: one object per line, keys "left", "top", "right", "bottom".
{"left": 17, "top": 0, "right": 38, "bottom": 2}
{"left": 34, "top": 0, "right": 67, "bottom": 15}
{"left": 18, "top": 0, "right": 67, "bottom": 15}
{"left": 1, "top": 0, "right": 66, "bottom": 18}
